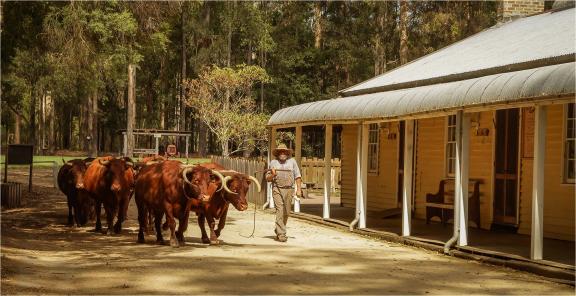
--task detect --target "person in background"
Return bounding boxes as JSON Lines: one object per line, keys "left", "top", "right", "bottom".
{"left": 265, "top": 143, "right": 302, "bottom": 242}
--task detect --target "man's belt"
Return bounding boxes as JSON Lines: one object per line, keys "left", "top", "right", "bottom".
{"left": 274, "top": 185, "right": 294, "bottom": 189}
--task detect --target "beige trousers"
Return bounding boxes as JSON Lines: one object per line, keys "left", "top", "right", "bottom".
{"left": 272, "top": 186, "right": 293, "bottom": 237}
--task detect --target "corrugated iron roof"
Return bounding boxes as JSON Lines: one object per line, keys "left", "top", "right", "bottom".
{"left": 268, "top": 62, "right": 575, "bottom": 126}
{"left": 340, "top": 8, "right": 575, "bottom": 96}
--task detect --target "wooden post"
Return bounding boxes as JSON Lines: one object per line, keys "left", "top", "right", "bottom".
{"left": 294, "top": 126, "right": 302, "bottom": 213}
{"left": 357, "top": 124, "right": 369, "bottom": 228}
{"left": 458, "top": 113, "right": 470, "bottom": 246}
{"left": 122, "top": 132, "right": 128, "bottom": 157}
{"left": 185, "top": 135, "right": 189, "bottom": 159}
{"left": 323, "top": 124, "right": 333, "bottom": 219}
{"left": 126, "top": 64, "right": 136, "bottom": 158}
{"left": 267, "top": 127, "right": 277, "bottom": 209}
{"left": 531, "top": 105, "right": 546, "bottom": 260}
{"left": 155, "top": 136, "right": 160, "bottom": 156}
{"left": 295, "top": 126, "right": 302, "bottom": 165}
{"left": 453, "top": 111, "right": 463, "bottom": 246}
{"left": 402, "top": 119, "right": 414, "bottom": 236}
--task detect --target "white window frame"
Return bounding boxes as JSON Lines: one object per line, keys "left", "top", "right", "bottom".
{"left": 368, "top": 123, "right": 379, "bottom": 175}
{"left": 564, "top": 103, "right": 575, "bottom": 184}
{"left": 445, "top": 115, "right": 457, "bottom": 177}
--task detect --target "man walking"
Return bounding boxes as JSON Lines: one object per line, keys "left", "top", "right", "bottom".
{"left": 265, "top": 143, "right": 302, "bottom": 242}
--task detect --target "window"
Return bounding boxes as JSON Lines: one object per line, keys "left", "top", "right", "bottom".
{"left": 446, "top": 115, "right": 457, "bottom": 177}
{"left": 368, "top": 123, "right": 379, "bottom": 174}
{"left": 565, "top": 103, "right": 575, "bottom": 183}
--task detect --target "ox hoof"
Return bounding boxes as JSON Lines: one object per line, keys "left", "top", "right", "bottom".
{"left": 105, "top": 228, "right": 114, "bottom": 236}
{"left": 201, "top": 237, "right": 210, "bottom": 244}
{"left": 209, "top": 239, "right": 220, "bottom": 245}
{"left": 215, "top": 230, "right": 221, "bottom": 237}
{"left": 170, "top": 239, "right": 179, "bottom": 248}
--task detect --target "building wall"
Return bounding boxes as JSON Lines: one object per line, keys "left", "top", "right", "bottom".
{"left": 339, "top": 104, "right": 574, "bottom": 241}
{"left": 340, "top": 123, "right": 399, "bottom": 211}
{"left": 517, "top": 104, "right": 575, "bottom": 241}
{"left": 340, "top": 125, "right": 357, "bottom": 208}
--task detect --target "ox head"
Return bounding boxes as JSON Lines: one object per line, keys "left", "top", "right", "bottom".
{"left": 98, "top": 157, "right": 135, "bottom": 194}
{"left": 219, "top": 173, "right": 261, "bottom": 211}
{"left": 62, "top": 159, "right": 94, "bottom": 225}
{"left": 63, "top": 159, "right": 87, "bottom": 190}
{"left": 181, "top": 165, "right": 224, "bottom": 203}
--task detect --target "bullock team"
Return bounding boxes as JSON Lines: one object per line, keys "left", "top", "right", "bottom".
{"left": 57, "top": 155, "right": 261, "bottom": 247}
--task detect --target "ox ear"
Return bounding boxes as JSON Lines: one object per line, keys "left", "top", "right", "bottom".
{"left": 125, "top": 161, "right": 134, "bottom": 169}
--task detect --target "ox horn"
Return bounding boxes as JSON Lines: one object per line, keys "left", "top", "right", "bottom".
{"left": 98, "top": 158, "right": 110, "bottom": 166}
{"left": 125, "top": 161, "right": 134, "bottom": 168}
{"left": 221, "top": 175, "right": 237, "bottom": 195}
{"left": 248, "top": 175, "right": 262, "bottom": 193}
{"left": 182, "top": 166, "right": 193, "bottom": 185}
{"left": 210, "top": 169, "right": 229, "bottom": 192}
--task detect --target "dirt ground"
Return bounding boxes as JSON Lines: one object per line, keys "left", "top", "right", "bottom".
{"left": 1, "top": 168, "right": 574, "bottom": 295}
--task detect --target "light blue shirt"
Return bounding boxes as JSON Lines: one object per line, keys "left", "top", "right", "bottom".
{"left": 267, "top": 158, "right": 301, "bottom": 187}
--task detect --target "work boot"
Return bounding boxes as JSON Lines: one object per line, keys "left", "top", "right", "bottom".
{"left": 276, "top": 235, "right": 287, "bottom": 242}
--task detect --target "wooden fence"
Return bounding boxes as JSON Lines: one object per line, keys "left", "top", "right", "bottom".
{"left": 210, "top": 156, "right": 342, "bottom": 205}
{"left": 300, "top": 157, "right": 341, "bottom": 191}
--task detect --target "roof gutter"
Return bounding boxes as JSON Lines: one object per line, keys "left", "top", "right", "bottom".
{"left": 339, "top": 54, "right": 575, "bottom": 97}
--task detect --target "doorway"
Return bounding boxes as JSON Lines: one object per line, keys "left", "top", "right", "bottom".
{"left": 493, "top": 108, "right": 520, "bottom": 227}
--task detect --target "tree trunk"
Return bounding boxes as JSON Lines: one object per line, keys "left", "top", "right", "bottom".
{"left": 89, "top": 89, "right": 98, "bottom": 157}
{"left": 160, "top": 100, "right": 166, "bottom": 129}
{"left": 399, "top": 0, "right": 409, "bottom": 65}
{"left": 374, "top": 2, "right": 387, "bottom": 75}
{"left": 29, "top": 86, "right": 36, "bottom": 149}
{"left": 40, "top": 92, "right": 46, "bottom": 154}
{"left": 46, "top": 92, "right": 55, "bottom": 153}
{"left": 314, "top": 2, "right": 323, "bottom": 49}
{"left": 221, "top": 138, "right": 229, "bottom": 157}
{"left": 226, "top": 1, "right": 235, "bottom": 67}
{"left": 13, "top": 110, "right": 21, "bottom": 144}
{"left": 179, "top": 2, "right": 188, "bottom": 153}
{"left": 195, "top": 2, "right": 211, "bottom": 158}
{"left": 127, "top": 64, "right": 136, "bottom": 157}
{"left": 197, "top": 119, "right": 206, "bottom": 157}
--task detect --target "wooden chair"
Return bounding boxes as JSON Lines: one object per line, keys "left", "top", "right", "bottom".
{"left": 425, "top": 179, "right": 482, "bottom": 228}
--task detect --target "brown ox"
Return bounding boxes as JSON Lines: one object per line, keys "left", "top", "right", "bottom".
{"left": 135, "top": 161, "right": 224, "bottom": 247}
{"left": 133, "top": 155, "right": 167, "bottom": 234}
{"left": 193, "top": 163, "right": 261, "bottom": 244}
{"left": 57, "top": 159, "right": 94, "bottom": 226}
{"left": 81, "top": 156, "right": 135, "bottom": 234}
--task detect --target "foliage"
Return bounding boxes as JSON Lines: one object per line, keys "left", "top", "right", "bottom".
{"left": 185, "top": 64, "right": 270, "bottom": 156}
{"left": 1, "top": 1, "right": 500, "bottom": 156}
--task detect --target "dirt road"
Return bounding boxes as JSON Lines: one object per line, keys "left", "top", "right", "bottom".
{"left": 1, "top": 169, "right": 573, "bottom": 294}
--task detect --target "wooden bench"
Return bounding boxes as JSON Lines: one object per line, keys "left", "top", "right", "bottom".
{"left": 425, "top": 179, "right": 482, "bottom": 227}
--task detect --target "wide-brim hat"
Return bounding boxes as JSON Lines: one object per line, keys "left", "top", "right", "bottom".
{"left": 273, "top": 143, "right": 293, "bottom": 157}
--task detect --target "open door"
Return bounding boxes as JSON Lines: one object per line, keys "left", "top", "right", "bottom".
{"left": 493, "top": 109, "right": 520, "bottom": 227}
